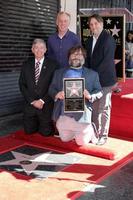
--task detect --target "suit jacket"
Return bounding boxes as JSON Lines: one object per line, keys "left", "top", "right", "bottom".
{"left": 48, "top": 67, "right": 103, "bottom": 122}
{"left": 19, "top": 57, "right": 59, "bottom": 105}
{"left": 85, "top": 30, "right": 117, "bottom": 87}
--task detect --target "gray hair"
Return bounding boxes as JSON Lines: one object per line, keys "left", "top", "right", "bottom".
{"left": 56, "top": 11, "right": 71, "bottom": 21}
{"left": 32, "top": 38, "right": 46, "bottom": 47}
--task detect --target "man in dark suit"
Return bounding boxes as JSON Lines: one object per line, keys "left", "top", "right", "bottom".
{"left": 19, "top": 38, "right": 59, "bottom": 136}
{"left": 85, "top": 14, "right": 117, "bottom": 145}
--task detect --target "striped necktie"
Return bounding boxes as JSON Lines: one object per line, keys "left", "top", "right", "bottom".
{"left": 35, "top": 61, "right": 40, "bottom": 84}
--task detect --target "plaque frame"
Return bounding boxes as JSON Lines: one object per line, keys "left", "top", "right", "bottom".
{"left": 63, "top": 78, "right": 85, "bottom": 113}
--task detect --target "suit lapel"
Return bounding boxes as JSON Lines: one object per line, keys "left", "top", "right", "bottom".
{"left": 82, "top": 67, "right": 88, "bottom": 80}
{"left": 88, "top": 37, "right": 93, "bottom": 57}
{"left": 92, "top": 30, "right": 104, "bottom": 56}
{"left": 37, "top": 59, "right": 47, "bottom": 85}
{"left": 82, "top": 68, "right": 88, "bottom": 88}
{"left": 30, "top": 58, "right": 36, "bottom": 85}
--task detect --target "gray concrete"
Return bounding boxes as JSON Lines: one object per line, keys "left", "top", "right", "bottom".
{"left": 0, "top": 113, "right": 23, "bottom": 136}
{"left": 77, "top": 160, "right": 133, "bottom": 200}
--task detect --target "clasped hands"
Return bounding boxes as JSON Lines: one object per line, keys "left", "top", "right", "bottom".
{"left": 31, "top": 99, "right": 44, "bottom": 109}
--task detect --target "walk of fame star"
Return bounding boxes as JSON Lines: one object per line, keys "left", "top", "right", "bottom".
{"left": 0, "top": 145, "right": 80, "bottom": 179}
{"left": 110, "top": 25, "right": 121, "bottom": 37}
{"left": 106, "top": 18, "right": 112, "bottom": 24}
{"left": 66, "top": 82, "right": 82, "bottom": 98}
{"left": 0, "top": 151, "right": 58, "bottom": 175}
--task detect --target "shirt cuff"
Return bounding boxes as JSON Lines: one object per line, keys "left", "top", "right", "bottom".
{"left": 39, "top": 99, "right": 45, "bottom": 104}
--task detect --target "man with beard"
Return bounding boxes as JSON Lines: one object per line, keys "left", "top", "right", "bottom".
{"left": 48, "top": 45, "right": 103, "bottom": 146}
{"left": 85, "top": 14, "right": 117, "bottom": 145}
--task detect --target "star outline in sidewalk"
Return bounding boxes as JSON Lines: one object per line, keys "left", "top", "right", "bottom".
{"left": 0, "top": 145, "right": 81, "bottom": 179}
{"left": 0, "top": 150, "right": 66, "bottom": 176}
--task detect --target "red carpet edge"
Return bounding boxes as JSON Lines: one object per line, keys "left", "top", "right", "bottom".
{"left": 11, "top": 130, "right": 117, "bottom": 160}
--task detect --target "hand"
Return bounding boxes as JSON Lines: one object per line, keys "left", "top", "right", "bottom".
{"left": 84, "top": 89, "right": 92, "bottom": 100}
{"left": 32, "top": 100, "right": 44, "bottom": 109}
{"left": 55, "top": 91, "right": 65, "bottom": 100}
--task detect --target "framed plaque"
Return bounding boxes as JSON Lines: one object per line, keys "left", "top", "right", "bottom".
{"left": 63, "top": 78, "right": 85, "bottom": 112}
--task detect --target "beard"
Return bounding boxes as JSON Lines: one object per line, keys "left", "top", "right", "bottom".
{"left": 69, "top": 58, "right": 85, "bottom": 68}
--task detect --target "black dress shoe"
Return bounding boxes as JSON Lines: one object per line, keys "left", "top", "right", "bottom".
{"left": 96, "top": 136, "right": 107, "bottom": 145}
{"left": 39, "top": 130, "right": 54, "bottom": 137}
{"left": 54, "top": 130, "right": 59, "bottom": 137}
{"left": 113, "top": 87, "right": 122, "bottom": 93}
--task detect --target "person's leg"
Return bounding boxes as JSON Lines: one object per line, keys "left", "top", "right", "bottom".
{"left": 75, "top": 122, "right": 98, "bottom": 145}
{"left": 92, "top": 86, "right": 112, "bottom": 145}
{"left": 56, "top": 115, "right": 98, "bottom": 145}
{"left": 38, "top": 102, "right": 54, "bottom": 136}
{"left": 92, "top": 99, "right": 99, "bottom": 132}
{"left": 75, "top": 123, "right": 92, "bottom": 146}
{"left": 98, "top": 87, "right": 112, "bottom": 137}
{"left": 23, "top": 105, "right": 38, "bottom": 134}
{"left": 56, "top": 116, "right": 75, "bottom": 142}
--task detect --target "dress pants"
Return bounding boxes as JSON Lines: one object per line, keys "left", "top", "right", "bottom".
{"left": 92, "top": 86, "right": 112, "bottom": 137}
{"left": 56, "top": 115, "right": 98, "bottom": 146}
{"left": 23, "top": 102, "right": 54, "bottom": 136}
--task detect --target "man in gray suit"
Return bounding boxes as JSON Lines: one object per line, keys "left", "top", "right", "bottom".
{"left": 49, "top": 45, "right": 103, "bottom": 146}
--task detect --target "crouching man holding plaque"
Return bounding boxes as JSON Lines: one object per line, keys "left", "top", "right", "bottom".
{"left": 49, "top": 46, "right": 103, "bottom": 146}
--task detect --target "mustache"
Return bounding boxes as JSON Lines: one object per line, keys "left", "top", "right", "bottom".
{"left": 71, "top": 58, "right": 80, "bottom": 61}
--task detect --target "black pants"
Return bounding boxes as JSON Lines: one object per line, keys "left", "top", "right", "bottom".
{"left": 23, "top": 102, "right": 54, "bottom": 136}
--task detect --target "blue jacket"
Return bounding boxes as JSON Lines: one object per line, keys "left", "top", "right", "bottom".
{"left": 48, "top": 67, "right": 102, "bottom": 122}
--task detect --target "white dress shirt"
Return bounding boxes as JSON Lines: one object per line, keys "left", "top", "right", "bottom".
{"left": 35, "top": 57, "right": 44, "bottom": 75}
{"left": 92, "top": 36, "right": 97, "bottom": 53}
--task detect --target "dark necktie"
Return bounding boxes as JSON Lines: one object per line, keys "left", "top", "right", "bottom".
{"left": 35, "top": 61, "right": 40, "bottom": 84}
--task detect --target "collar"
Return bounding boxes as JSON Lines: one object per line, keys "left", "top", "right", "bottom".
{"left": 70, "top": 66, "right": 83, "bottom": 70}
{"left": 35, "top": 57, "right": 44, "bottom": 65}
{"left": 56, "top": 29, "right": 70, "bottom": 39}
